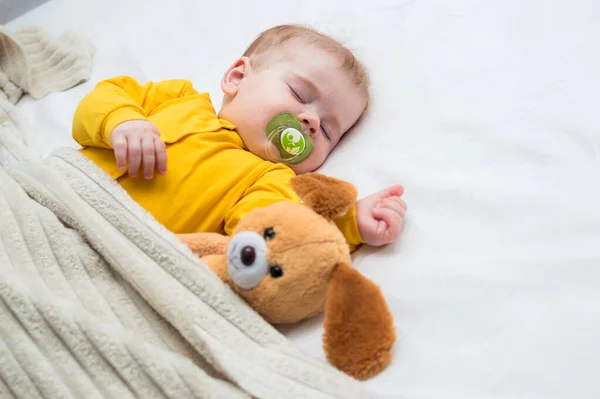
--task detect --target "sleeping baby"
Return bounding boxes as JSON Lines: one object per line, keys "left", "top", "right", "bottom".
{"left": 71, "top": 24, "right": 407, "bottom": 251}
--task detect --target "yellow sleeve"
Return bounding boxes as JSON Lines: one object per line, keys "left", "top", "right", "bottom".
{"left": 334, "top": 205, "right": 364, "bottom": 253}
{"left": 72, "top": 76, "right": 201, "bottom": 148}
{"left": 224, "top": 167, "right": 365, "bottom": 252}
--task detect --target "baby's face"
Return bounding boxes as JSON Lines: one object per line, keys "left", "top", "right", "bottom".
{"left": 220, "top": 42, "right": 367, "bottom": 174}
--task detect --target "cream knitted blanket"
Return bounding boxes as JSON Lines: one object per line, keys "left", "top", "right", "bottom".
{"left": 0, "top": 25, "right": 93, "bottom": 103}
{"left": 0, "top": 26, "right": 372, "bottom": 398}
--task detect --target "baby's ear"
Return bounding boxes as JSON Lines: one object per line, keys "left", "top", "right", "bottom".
{"left": 322, "top": 262, "right": 395, "bottom": 380}
{"left": 221, "top": 56, "right": 251, "bottom": 96}
{"left": 290, "top": 173, "right": 357, "bottom": 221}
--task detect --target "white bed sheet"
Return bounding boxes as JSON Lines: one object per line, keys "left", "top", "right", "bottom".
{"left": 6, "top": 0, "right": 600, "bottom": 397}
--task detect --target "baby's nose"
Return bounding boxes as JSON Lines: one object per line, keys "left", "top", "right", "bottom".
{"left": 300, "top": 116, "right": 319, "bottom": 136}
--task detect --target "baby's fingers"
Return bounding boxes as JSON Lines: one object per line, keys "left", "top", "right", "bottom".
{"left": 111, "top": 133, "right": 128, "bottom": 171}
{"left": 127, "top": 138, "right": 142, "bottom": 177}
{"left": 372, "top": 207, "right": 402, "bottom": 240}
{"left": 142, "top": 136, "right": 156, "bottom": 179}
{"left": 154, "top": 138, "right": 167, "bottom": 175}
{"left": 378, "top": 198, "right": 406, "bottom": 217}
{"left": 397, "top": 197, "right": 407, "bottom": 211}
{"left": 382, "top": 184, "right": 404, "bottom": 199}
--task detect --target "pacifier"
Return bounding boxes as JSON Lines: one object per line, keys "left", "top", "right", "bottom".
{"left": 265, "top": 112, "right": 313, "bottom": 164}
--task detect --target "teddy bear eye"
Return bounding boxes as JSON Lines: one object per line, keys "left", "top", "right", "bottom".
{"left": 269, "top": 265, "right": 283, "bottom": 278}
{"left": 263, "top": 227, "right": 275, "bottom": 240}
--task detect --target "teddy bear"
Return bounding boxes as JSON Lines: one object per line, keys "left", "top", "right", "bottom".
{"left": 177, "top": 173, "right": 395, "bottom": 380}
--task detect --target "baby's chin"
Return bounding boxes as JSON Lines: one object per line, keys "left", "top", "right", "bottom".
{"left": 287, "top": 159, "right": 321, "bottom": 175}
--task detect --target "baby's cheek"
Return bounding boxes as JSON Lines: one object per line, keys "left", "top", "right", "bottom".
{"left": 307, "top": 146, "right": 330, "bottom": 171}
{"left": 315, "top": 140, "right": 333, "bottom": 159}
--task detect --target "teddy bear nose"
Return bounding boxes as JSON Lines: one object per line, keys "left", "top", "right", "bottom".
{"left": 241, "top": 246, "right": 256, "bottom": 266}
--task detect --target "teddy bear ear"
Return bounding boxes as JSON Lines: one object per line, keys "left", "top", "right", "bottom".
{"left": 290, "top": 173, "right": 358, "bottom": 221}
{"left": 322, "top": 262, "right": 396, "bottom": 380}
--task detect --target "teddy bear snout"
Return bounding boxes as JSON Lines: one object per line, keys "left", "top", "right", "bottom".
{"left": 227, "top": 231, "right": 269, "bottom": 289}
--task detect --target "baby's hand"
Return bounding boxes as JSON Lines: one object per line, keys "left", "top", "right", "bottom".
{"left": 110, "top": 120, "right": 167, "bottom": 179}
{"left": 356, "top": 185, "right": 406, "bottom": 247}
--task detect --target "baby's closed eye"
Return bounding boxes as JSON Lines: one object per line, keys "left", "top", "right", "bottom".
{"left": 288, "top": 85, "right": 306, "bottom": 104}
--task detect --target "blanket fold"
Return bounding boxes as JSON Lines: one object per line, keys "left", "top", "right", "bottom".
{"left": 0, "top": 25, "right": 94, "bottom": 103}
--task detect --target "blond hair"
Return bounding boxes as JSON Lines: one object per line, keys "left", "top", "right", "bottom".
{"left": 243, "top": 24, "right": 370, "bottom": 103}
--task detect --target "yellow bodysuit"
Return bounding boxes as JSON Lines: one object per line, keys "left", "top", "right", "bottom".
{"left": 72, "top": 76, "right": 363, "bottom": 248}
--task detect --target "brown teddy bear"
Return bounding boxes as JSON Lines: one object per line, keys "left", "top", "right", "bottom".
{"left": 177, "top": 173, "right": 396, "bottom": 380}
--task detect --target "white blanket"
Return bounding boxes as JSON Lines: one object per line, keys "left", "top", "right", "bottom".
{"left": 0, "top": 144, "right": 372, "bottom": 398}
{"left": 6, "top": 0, "right": 600, "bottom": 398}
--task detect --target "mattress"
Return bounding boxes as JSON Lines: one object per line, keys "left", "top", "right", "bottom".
{"left": 6, "top": 0, "right": 600, "bottom": 397}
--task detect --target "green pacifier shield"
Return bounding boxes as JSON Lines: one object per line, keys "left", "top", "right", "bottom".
{"left": 266, "top": 113, "right": 313, "bottom": 164}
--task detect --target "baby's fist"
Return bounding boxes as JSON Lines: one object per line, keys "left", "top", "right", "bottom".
{"left": 356, "top": 185, "right": 406, "bottom": 247}
{"left": 110, "top": 120, "right": 167, "bottom": 179}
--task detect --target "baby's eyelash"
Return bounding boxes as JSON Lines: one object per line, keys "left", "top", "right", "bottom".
{"left": 289, "top": 86, "right": 305, "bottom": 104}
{"left": 320, "top": 125, "right": 330, "bottom": 140}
